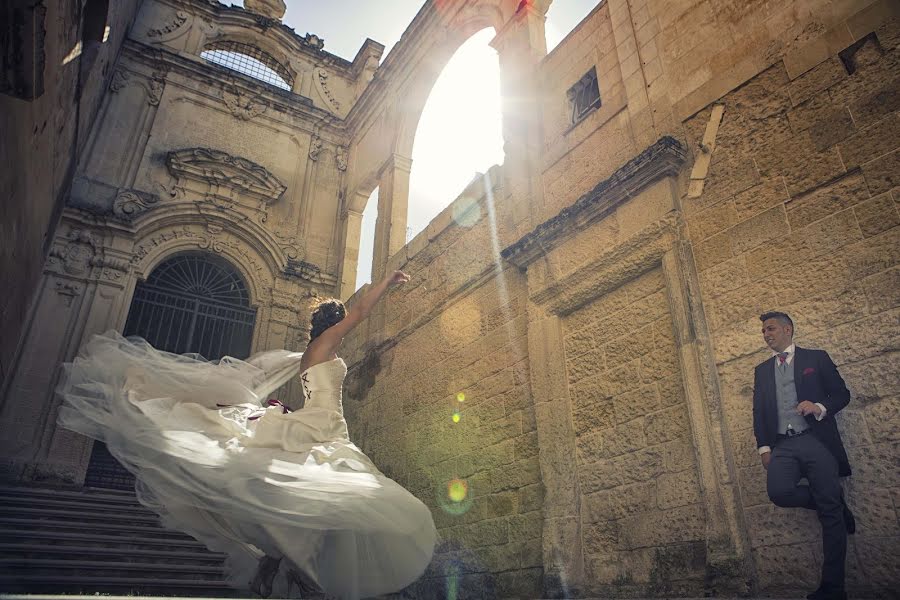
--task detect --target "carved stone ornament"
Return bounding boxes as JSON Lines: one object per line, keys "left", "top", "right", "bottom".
{"left": 109, "top": 69, "right": 129, "bottom": 93}
{"left": 147, "top": 70, "right": 166, "bottom": 106}
{"left": 313, "top": 67, "right": 341, "bottom": 113}
{"left": 166, "top": 148, "right": 287, "bottom": 206}
{"left": 54, "top": 281, "right": 83, "bottom": 307}
{"left": 90, "top": 255, "right": 130, "bottom": 282}
{"left": 243, "top": 0, "right": 286, "bottom": 20}
{"left": 112, "top": 190, "right": 161, "bottom": 221}
{"left": 146, "top": 10, "right": 190, "bottom": 41}
{"left": 222, "top": 87, "right": 267, "bottom": 120}
{"left": 308, "top": 137, "right": 322, "bottom": 161}
{"left": 49, "top": 229, "right": 98, "bottom": 275}
{"left": 274, "top": 230, "right": 305, "bottom": 261}
{"left": 303, "top": 34, "right": 325, "bottom": 50}
{"left": 335, "top": 146, "right": 348, "bottom": 171}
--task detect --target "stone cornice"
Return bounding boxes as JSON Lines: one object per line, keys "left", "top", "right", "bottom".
{"left": 501, "top": 136, "right": 687, "bottom": 269}
{"left": 119, "top": 39, "right": 348, "bottom": 134}
{"left": 166, "top": 147, "right": 287, "bottom": 204}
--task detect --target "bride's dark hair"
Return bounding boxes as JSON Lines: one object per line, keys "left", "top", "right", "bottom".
{"left": 309, "top": 298, "right": 346, "bottom": 341}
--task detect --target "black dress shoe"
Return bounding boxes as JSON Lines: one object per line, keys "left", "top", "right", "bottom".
{"left": 843, "top": 501, "right": 856, "bottom": 534}
{"left": 807, "top": 584, "right": 848, "bottom": 600}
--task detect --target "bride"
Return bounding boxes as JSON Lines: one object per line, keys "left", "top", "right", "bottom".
{"left": 57, "top": 270, "right": 436, "bottom": 599}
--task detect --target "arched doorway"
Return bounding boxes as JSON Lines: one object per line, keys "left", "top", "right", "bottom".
{"left": 83, "top": 252, "right": 257, "bottom": 490}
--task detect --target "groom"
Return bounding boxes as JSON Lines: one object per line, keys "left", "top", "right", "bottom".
{"left": 752, "top": 311, "right": 855, "bottom": 600}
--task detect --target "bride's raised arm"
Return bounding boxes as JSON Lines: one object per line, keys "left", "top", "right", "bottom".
{"left": 304, "top": 270, "right": 409, "bottom": 362}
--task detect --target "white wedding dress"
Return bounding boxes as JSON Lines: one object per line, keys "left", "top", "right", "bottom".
{"left": 57, "top": 331, "right": 436, "bottom": 599}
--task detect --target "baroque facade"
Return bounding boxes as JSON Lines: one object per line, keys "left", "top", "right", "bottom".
{"left": 1, "top": 0, "right": 899, "bottom": 598}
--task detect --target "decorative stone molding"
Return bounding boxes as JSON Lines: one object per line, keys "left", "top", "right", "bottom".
{"left": 335, "top": 146, "right": 348, "bottom": 171}
{"left": 53, "top": 282, "right": 83, "bottom": 307}
{"left": 502, "top": 136, "right": 687, "bottom": 269}
{"left": 244, "top": 0, "right": 287, "bottom": 20}
{"left": 112, "top": 190, "right": 161, "bottom": 221}
{"left": 90, "top": 255, "right": 130, "bottom": 282}
{"left": 48, "top": 229, "right": 98, "bottom": 275}
{"left": 313, "top": 67, "right": 341, "bottom": 113}
{"left": 109, "top": 69, "right": 129, "bottom": 93}
{"left": 146, "top": 10, "right": 191, "bottom": 42}
{"left": 222, "top": 86, "right": 267, "bottom": 120}
{"left": 274, "top": 231, "right": 305, "bottom": 261}
{"left": 302, "top": 34, "right": 325, "bottom": 51}
{"left": 130, "top": 226, "right": 204, "bottom": 266}
{"left": 308, "top": 136, "right": 322, "bottom": 161}
{"left": 166, "top": 147, "right": 287, "bottom": 206}
{"left": 147, "top": 70, "right": 166, "bottom": 106}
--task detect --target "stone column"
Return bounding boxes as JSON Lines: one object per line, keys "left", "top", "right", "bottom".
{"left": 337, "top": 199, "right": 366, "bottom": 299}
{"left": 371, "top": 154, "right": 412, "bottom": 281}
{"left": 490, "top": 1, "right": 550, "bottom": 233}
{"left": 526, "top": 301, "right": 585, "bottom": 594}
{"left": 0, "top": 222, "right": 134, "bottom": 484}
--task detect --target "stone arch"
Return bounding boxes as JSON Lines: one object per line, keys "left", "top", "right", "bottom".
{"left": 128, "top": 210, "right": 285, "bottom": 308}
{"left": 338, "top": 0, "right": 551, "bottom": 296}
{"left": 347, "top": 2, "right": 510, "bottom": 214}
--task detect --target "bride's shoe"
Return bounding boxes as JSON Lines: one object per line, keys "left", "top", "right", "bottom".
{"left": 250, "top": 555, "right": 282, "bottom": 598}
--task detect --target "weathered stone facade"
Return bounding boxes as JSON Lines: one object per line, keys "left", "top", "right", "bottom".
{"left": 0, "top": 0, "right": 381, "bottom": 484}
{"left": 2, "top": 0, "right": 898, "bottom": 597}
{"left": 1, "top": 0, "right": 142, "bottom": 393}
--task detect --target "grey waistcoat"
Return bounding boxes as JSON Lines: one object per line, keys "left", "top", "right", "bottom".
{"left": 775, "top": 361, "right": 809, "bottom": 435}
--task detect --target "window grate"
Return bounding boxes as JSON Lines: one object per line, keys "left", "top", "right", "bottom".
{"left": 201, "top": 41, "right": 293, "bottom": 90}
{"left": 567, "top": 67, "right": 601, "bottom": 124}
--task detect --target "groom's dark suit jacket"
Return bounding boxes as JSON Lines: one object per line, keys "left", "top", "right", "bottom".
{"left": 752, "top": 346, "right": 852, "bottom": 476}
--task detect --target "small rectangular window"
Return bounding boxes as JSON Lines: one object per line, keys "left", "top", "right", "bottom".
{"left": 567, "top": 67, "right": 601, "bottom": 124}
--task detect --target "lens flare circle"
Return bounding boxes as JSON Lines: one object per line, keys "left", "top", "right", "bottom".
{"left": 452, "top": 410, "right": 461, "bottom": 423}
{"left": 456, "top": 392, "right": 465, "bottom": 402}
{"left": 437, "top": 478, "right": 473, "bottom": 515}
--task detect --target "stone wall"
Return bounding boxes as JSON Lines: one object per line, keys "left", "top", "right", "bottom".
{"left": 1, "top": 0, "right": 140, "bottom": 390}
{"left": 340, "top": 0, "right": 900, "bottom": 597}
{"left": 682, "top": 17, "right": 900, "bottom": 596}
{"left": 342, "top": 172, "right": 544, "bottom": 598}
{"left": 564, "top": 267, "right": 706, "bottom": 595}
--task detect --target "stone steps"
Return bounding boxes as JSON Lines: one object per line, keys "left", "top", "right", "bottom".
{"left": 1, "top": 543, "right": 225, "bottom": 564}
{"left": 0, "top": 484, "right": 235, "bottom": 596}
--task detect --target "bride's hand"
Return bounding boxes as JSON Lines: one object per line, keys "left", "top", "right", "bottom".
{"left": 387, "top": 270, "right": 410, "bottom": 287}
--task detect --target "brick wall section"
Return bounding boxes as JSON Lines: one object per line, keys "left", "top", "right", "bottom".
{"left": 564, "top": 267, "right": 706, "bottom": 595}
{"left": 343, "top": 209, "right": 543, "bottom": 598}
{"left": 683, "top": 18, "right": 900, "bottom": 597}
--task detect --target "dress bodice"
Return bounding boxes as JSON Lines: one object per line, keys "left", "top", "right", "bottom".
{"left": 299, "top": 358, "right": 347, "bottom": 413}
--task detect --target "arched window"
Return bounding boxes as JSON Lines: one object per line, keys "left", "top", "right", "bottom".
{"left": 123, "top": 252, "right": 256, "bottom": 361}
{"left": 201, "top": 41, "right": 293, "bottom": 90}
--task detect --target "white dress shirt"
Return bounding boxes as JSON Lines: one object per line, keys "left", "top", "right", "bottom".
{"left": 757, "top": 344, "right": 828, "bottom": 455}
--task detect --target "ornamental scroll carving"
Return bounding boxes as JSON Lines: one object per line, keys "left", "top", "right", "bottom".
{"left": 113, "top": 190, "right": 161, "bottom": 221}
{"left": 222, "top": 87, "right": 267, "bottom": 120}
{"left": 166, "top": 148, "right": 287, "bottom": 206}
{"left": 313, "top": 67, "right": 341, "bottom": 113}
{"left": 146, "top": 10, "right": 191, "bottom": 42}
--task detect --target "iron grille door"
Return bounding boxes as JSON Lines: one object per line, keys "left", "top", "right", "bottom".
{"left": 85, "top": 253, "right": 256, "bottom": 490}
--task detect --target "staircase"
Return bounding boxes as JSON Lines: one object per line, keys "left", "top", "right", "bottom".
{"left": 0, "top": 483, "right": 238, "bottom": 596}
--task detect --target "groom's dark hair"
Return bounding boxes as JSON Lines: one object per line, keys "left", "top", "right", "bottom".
{"left": 759, "top": 311, "right": 794, "bottom": 331}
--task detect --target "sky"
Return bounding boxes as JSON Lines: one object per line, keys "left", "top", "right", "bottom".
{"left": 228, "top": 1, "right": 599, "bottom": 290}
